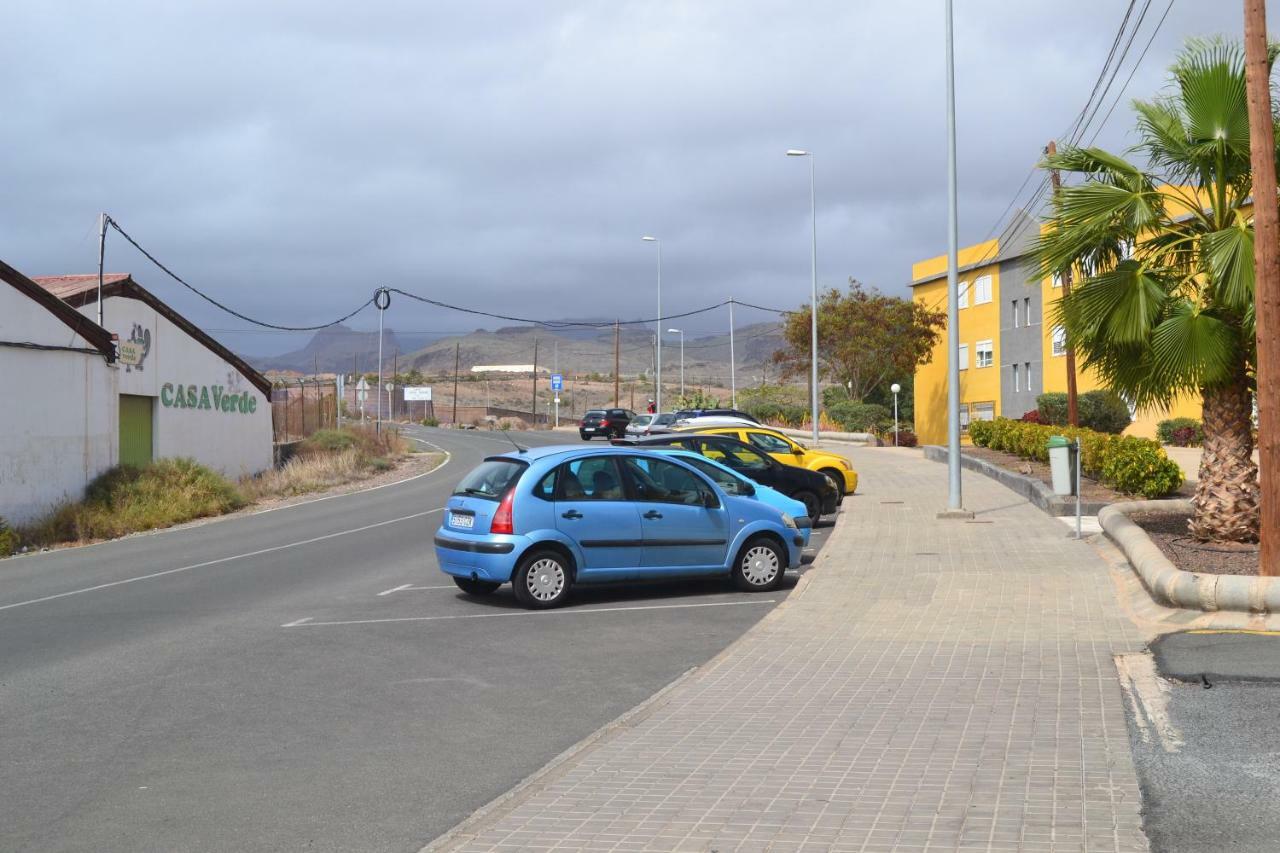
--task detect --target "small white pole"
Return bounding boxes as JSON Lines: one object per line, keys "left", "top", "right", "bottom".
{"left": 1075, "top": 436, "right": 1083, "bottom": 539}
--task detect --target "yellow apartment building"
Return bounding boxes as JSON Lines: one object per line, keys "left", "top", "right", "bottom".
{"left": 911, "top": 211, "right": 1199, "bottom": 445}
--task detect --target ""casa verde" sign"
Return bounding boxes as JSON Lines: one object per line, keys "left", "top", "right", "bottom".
{"left": 160, "top": 382, "right": 258, "bottom": 414}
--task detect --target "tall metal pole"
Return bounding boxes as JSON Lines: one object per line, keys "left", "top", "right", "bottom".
{"left": 452, "top": 342, "right": 460, "bottom": 424}
{"left": 1246, "top": 0, "right": 1279, "bottom": 572}
{"left": 808, "top": 155, "right": 819, "bottom": 444}
{"left": 376, "top": 291, "right": 386, "bottom": 434}
{"left": 729, "top": 299, "right": 737, "bottom": 408}
{"left": 643, "top": 236, "right": 662, "bottom": 412}
{"left": 553, "top": 339, "right": 559, "bottom": 429}
{"left": 97, "top": 213, "right": 107, "bottom": 328}
{"left": 613, "top": 319, "right": 621, "bottom": 406}
{"left": 531, "top": 338, "right": 539, "bottom": 427}
{"left": 943, "top": 0, "right": 964, "bottom": 513}
{"left": 1047, "top": 140, "right": 1079, "bottom": 427}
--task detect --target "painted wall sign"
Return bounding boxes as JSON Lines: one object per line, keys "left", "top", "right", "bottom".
{"left": 119, "top": 323, "right": 152, "bottom": 371}
{"left": 160, "top": 382, "right": 258, "bottom": 414}
{"left": 404, "top": 386, "right": 432, "bottom": 401}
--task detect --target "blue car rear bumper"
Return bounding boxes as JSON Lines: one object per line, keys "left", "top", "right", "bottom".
{"left": 434, "top": 532, "right": 525, "bottom": 583}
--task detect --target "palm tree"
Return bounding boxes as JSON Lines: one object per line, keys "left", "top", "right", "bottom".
{"left": 1035, "top": 39, "right": 1274, "bottom": 543}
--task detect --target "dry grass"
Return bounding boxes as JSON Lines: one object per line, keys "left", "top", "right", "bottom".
{"left": 240, "top": 426, "right": 410, "bottom": 501}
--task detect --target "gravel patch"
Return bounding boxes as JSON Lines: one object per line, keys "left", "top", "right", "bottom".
{"left": 1130, "top": 510, "right": 1259, "bottom": 577}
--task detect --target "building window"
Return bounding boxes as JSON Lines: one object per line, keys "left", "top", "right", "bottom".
{"left": 1024, "top": 297, "right": 1032, "bottom": 326}
{"left": 1012, "top": 300, "right": 1020, "bottom": 328}
{"left": 973, "top": 401, "right": 996, "bottom": 422}
{"left": 960, "top": 405, "right": 971, "bottom": 432}
{"left": 1052, "top": 325, "right": 1067, "bottom": 357}
{"left": 1012, "top": 363, "right": 1020, "bottom": 392}
{"left": 1052, "top": 271, "right": 1063, "bottom": 288}
{"left": 958, "top": 343, "right": 969, "bottom": 370}
{"left": 975, "top": 339, "right": 994, "bottom": 368}
{"left": 1025, "top": 361, "right": 1032, "bottom": 389}
{"left": 958, "top": 280, "right": 970, "bottom": 309}
{"left": 973, "top": 275, "right": 993, "bottom": 305}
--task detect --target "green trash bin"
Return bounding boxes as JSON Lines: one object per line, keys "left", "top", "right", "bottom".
{"left": 1047, "top": 435, "right": 1077, "bottom": 495}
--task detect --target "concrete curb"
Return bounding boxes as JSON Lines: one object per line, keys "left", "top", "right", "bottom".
{"left": 774, "top": 426, "right": 879, "bottom": 445}
{"left": 1098, "top": 499, "right": 1280, "bottom": 613}
{"left": 419, "top": 513, "right": 846, "bottom": 852}
{"left": 922, "top": 445, "right": 1109, "bottom": 517}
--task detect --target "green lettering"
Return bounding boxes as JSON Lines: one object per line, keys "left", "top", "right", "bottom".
{"left": 198, "top": 386, "right": 211, "bottom": 410}
{"left": 185, "top": 386, "right": 197, "bottom": 408}
{"left": 247, "top": 395, "right": 257, "bottom": 414}
{"left": 238, "top": 393, "right": 249, "bottom": 414}
{"left": 160, "top": 383, "right": 173, "bottom": 407}
{"left": 211, "top": 385, "right": 223, "bottom": 410}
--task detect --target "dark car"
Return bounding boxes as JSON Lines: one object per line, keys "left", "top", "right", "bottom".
{"left": 613, "top": 433, "right": 839, "bottom": 519}
{"left": 579, "top": 408, "right": 636, "bottom": 440}
{"left": 671, "top": 408, "right": 759, "bottom": 424}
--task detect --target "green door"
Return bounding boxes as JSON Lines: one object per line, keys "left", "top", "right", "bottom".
{"left": 119, "top": 394, "right": 154, "bottom": 468}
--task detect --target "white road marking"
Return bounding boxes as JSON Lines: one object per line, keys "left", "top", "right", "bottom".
{"left": 1115, "top": 652, "right": 1183, "bottom": 753}
{"left": 377, "top": 583, "right": 456, "bottom": 595}
{"left": 0, "top": 509, "right": 444, "bottom": 614}
{"left": 282, "top": 598, "right": 777, "bottom": 628}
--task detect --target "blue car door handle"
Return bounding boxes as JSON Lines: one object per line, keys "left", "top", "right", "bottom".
{"left": 561, "top": 510, "right": 583, "bottom": 520}
{"left": 643, "top": 510, "right": 663, "bottom": 519}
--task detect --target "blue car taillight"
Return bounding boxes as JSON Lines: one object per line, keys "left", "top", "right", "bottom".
{"left": 490, "top": 489, "right": 515, "bottom": 534}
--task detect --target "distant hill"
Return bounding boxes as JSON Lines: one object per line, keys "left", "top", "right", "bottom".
{"left": 249, "top": 324, "right": 439, "bottom": 374}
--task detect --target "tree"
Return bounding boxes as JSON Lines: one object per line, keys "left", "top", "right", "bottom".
{"left": 1034, "top": 39, "right": 1275, "bottom": 542}
{"left": 771, "top": 279, "right": 945, "bottom": 403}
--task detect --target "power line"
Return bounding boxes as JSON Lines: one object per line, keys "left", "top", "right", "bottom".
{"left": 106, "top": 217, "right": 377, "bottom": 332}
{"left": 1072, "top": 0, "right": 1155, "bottom": 147}
{"left": 1086, "top": 0, "right": 1176, "bottom": 147}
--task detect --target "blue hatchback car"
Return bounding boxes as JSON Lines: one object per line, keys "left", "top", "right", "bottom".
{"left": 434, "top": 445, "right": 804, "bottom": 608}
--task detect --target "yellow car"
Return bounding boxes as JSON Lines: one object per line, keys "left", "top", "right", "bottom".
{"left": 690, "top": 426, "right": 858, "bottom": 496}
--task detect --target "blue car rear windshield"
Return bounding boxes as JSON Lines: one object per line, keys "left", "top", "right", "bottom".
{"left": 453, "top": 459, "right": 526, "bottom": 500}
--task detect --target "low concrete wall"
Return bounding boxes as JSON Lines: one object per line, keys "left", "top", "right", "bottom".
{"left": 774, "top": 427, "right": 879, "bottom": 445}
{"left": 922, "top": 445, "right": 1109, "bottom": 517}
{"left": 1099, "top": 500, "right": 1280, "bottom": 613}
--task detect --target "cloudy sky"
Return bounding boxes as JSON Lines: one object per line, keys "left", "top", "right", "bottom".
{"left": 1, "top": 1, "right": 1263, "bottom": 355}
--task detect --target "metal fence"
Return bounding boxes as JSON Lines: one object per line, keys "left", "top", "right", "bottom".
{"left": 271, "top": 381, "right": 338, "bottom": 442}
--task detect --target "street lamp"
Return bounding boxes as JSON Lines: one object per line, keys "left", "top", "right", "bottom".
{"left": 667, "top": 328, "right": 685, "bottom": 399}
{"left": 642, "top": 235, "right": 663, "bottom": 413}
{"left": 890, "top": 382, "right": 901, "bottom": 447}
{"left": 787, "top": 149, "right": 820, "bottom": 444}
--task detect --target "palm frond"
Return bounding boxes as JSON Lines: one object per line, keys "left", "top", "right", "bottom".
{"left": 1201, "top": 221, "right": 1255, "bottom": 311}
{"left": 1060, "top": 261, "right": 1170, "bottom": 346}
{"left": 1149, "top": 301, "right": 1240, "bottom": 390}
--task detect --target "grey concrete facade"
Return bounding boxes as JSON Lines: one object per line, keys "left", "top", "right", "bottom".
{"left": 998, "top": 253, "right": 1043, "bottom": 418}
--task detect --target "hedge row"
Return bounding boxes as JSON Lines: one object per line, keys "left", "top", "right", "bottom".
{"left": 967, "top": 418, "right": 1183, "bottom": 498}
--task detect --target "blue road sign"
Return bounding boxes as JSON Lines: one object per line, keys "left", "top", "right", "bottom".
{"left": 551, "top": 373, "right": 563, "bottom": 391}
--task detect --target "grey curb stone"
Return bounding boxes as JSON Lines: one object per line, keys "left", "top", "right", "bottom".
{"left": 922, "top": 444, "right": 1110, "bottom": 516}
{"left": 1099, "top": 499, "right": 1279, "bottom": 613}
{"left": 774, "top": 426, "right": 879, "bottom": 445}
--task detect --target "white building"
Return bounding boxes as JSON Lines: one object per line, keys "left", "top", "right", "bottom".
{"left": 0, "top": 261, "right": 273, "bottom": 526}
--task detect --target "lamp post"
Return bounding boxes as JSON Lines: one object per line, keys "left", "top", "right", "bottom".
{"left": 667, "top": 328, "right": 685, "bottom": 399}
{"left": 786, "top": 149, "right": 820, "bottom": 444}
{"left": 891, "top": 382, "right": 901, "bottom": 447}
{"left": 642, "top": 236, "right": 663, "bottom": 413}
{"left": 942, "top": 0, "right": 965, "bottom": 515}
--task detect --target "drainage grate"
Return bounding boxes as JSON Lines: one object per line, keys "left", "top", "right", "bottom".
{"left": 880, "top": 500, "right": 904, "bottom": 505}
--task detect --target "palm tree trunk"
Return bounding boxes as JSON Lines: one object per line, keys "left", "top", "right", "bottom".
{"left": 1189, "top": 374, "right": 1259, "bottom": 542}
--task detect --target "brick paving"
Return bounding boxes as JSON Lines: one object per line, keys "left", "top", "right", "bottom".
{"left": 429, "top": 447, "right": 1150, "bottom": 852}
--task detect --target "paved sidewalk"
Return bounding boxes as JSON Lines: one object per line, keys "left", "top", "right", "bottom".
{"left": 429, "top": 447, "right": 1149, "bottom": 852}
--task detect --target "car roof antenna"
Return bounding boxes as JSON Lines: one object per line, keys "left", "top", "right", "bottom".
{"left": 500, "top": 426, "right": 527, "bottom": 454}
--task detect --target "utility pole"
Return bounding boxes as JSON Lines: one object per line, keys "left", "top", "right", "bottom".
{"left": 531, "top": 338, "right": 539, "bottom": 427}
{"left": 939, "top": 0, "right": 968, "bottom": 517}
{"left": 1046, "top": 140, "right": 1080, "bottom": 427}
{"left": 1245, "top": 0, "right": 1279, "bottom": 573}
{"left": 375, "top": 288, "right": 387, "bottom": 434}
{"left": 614, "top": 319, "right": 621, "bottom": 406}
{"left": 452, "top": 342, "right": 460, "bottom": 424}
{"left": 97, "top": 213, "right": 107, "bottom": 328}
{"left": 391, "top": 351, "right": 398, "bottom": 421}
{"left": 729, "top": 298, "right": 737, "bottom": 408}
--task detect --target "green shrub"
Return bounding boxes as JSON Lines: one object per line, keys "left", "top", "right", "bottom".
{"left": 1078, "top": 390, "right": 1132, "bottom": 434}
{"left": 827, "top": 401, "right": 890, "bottom": 432}
{"left": 25, "top": 459, "right": 246, "bottom": 545}
{"left": 672, "top": 390, "right": 722, "bottom": 410}
{"left": 1036, "top": 393, "right": 1068, "bottom": 426}
{"left": 421, "top": 416, "right": 440, "bottom": 427}
{"left": 969, "top": 417, "right": 1181, "bottom": 497}
{"left": 822, "top": 386, "right": 851, "bottom": 409}
{"left": 743, "top": 401, "right": 808, "bottom": 428}
{"left": 1156, "top": 417, "right": 1203, "bottom": 446}
{"left": 303, "top": 429, "right": 357, "bottom": 452}
{"left": 0, "top": 517, "right": 16, "bottom": 557}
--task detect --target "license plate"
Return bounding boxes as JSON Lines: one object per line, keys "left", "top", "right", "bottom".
{"left": 451, "top": 513, "right": 474, "bottom": 529}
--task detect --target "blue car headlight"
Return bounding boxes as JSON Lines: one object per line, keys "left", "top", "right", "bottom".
{"left": 780, "top": 513, "right": 798, "bottom": 529}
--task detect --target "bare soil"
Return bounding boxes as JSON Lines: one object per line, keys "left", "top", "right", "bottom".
{"left": 1129, "top": 511, "right": 1260, "bottom": 577}
{"left": 960, "top": 445, "right": 1199, "bottom": 503}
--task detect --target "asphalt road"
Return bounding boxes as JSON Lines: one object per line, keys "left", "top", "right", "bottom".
{"left": 1127, "top": 632, "right": 1280, "bottom": 853}
{"left": 0, "top": 425, "right": 836, "bottom": 853}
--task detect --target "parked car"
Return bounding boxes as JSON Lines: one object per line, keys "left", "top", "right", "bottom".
{"left": 671, "top": 408, "right": 760, "bottom": 424}
{"left": 672, "top": 415, "right": 756, "bottom": 431}
{"left": 434, "top": 446, "right": 805, "bottom": 608}
{"left": 639, "top": 412, "right": 679, "bottom": 435}
{"left": 624, "top": 413, "right": 654, "bottom": 438}
{"left": 690, "top": 425, "right": 859, "bottom": 496}
{"left": 614, "top": 433, "right": 839, "bottom": 520}
{"left": 649, "top": 448, "right": 811, "bottom": 546}
{"left": 579, "top": 408, "right": 635, "bottom": 440}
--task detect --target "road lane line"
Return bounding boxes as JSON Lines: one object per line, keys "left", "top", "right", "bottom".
{"left": 281, "top": 598, "right": 778, "bottom": 628}
{"left": 0, "top": 509, "right": 444, "bottom": 614}
{"left": 377, "top": 583, "right": 456, "bottom": 595}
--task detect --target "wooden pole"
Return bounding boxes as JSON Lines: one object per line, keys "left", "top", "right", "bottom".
{"left": 1046, "top": 140, "right": 1080, "bottom": 427}
{"left": 452, "top": 342, "right": 461, "bottom": 424}
{"left": 1245, "top": 0, "right": 1279, "bottom": 573}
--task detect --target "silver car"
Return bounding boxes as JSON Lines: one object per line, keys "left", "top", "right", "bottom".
{"left": 624, "top": 413, "right": 654, "bottom": 438}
